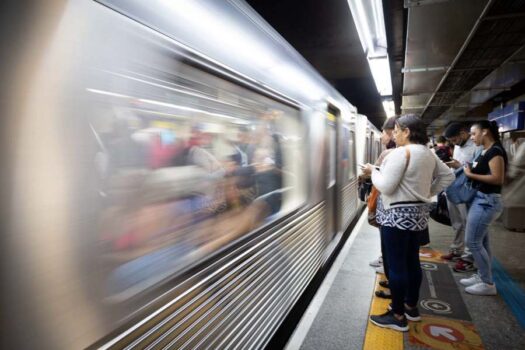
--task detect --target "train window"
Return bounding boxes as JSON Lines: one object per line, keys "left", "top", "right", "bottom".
{"left": 365, "top": 136, "right": 370, "bottom": 163}
{"left": 369, "top": 133, "right": 374, "bottom": 163}
{"left": 328, "top": 125, "right": 336, "bottom": 187}
{"left": 340, "top": 127, "right": 349, "bottom": 181}
{"left": 348, "top": 130, "right": 356, "bottom": 179}
{"left": 87, "top": 58, "right": 307, "bottom": 302}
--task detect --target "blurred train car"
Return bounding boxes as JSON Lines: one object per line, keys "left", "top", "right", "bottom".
{"left": 1, "top": 1, "right": 382, "bottom": 349}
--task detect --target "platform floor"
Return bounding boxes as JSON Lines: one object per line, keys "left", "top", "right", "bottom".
{"left": 285, "top": 210, "right": 525, "bottom": 350}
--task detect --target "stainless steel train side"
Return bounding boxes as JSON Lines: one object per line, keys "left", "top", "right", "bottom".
{"left": 1, "top": 1, "right": 381, "bottom": 349}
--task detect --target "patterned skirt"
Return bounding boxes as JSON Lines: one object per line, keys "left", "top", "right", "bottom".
{"left": 376, "top": 196, "right": 431, "bottom": 231}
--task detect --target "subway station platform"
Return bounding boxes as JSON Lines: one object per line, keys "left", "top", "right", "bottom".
{"left": 285, "top": 210, "right": 525, "bottom": 350}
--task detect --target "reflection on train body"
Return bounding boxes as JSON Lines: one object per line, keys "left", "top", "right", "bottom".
{"left": 89, "top": 60, "right": 306, "bottom": 302}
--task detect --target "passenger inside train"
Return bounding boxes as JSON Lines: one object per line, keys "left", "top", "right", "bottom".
{"left": 95, "top": 96, "right": 304, "bottom": 302}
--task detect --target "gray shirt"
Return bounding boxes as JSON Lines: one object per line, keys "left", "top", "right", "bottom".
{"left": 453, "top": 139, "right": 482, "bottom": 165}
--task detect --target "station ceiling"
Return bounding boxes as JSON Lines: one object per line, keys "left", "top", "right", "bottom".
{"left": 246, "top": 0, "right": 525, "bottom": 132}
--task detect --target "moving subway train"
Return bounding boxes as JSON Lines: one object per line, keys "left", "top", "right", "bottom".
{"left": 1, "top": 1, "right": 383, "bottom": 349}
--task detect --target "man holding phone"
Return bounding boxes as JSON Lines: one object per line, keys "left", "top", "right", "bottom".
{"left": 441, "top": 122, "right": 482, "bottom": 272}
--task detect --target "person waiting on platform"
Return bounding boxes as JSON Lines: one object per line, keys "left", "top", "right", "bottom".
{"left": 367, "top": 116, "right": 396, "bottom": 299}
{"left": 434, "top": 135, "right": 453, "bottom": 162}
{"left": 459, "top": 120, "right": 507, "bottom": 296}
{"left": 361, "top": 114, "right": 454, "bottom": 332}
{"left": 441, "top": 122, "right": 482, "bottom": 272}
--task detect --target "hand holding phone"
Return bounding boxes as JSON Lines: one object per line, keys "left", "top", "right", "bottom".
{"left": 445, "top": 159, "right": 460, "bottom": 169}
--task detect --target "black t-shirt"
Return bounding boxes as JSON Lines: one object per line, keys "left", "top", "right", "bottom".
{"left": 471, "top": 143, "right": 507, "bottom": 194}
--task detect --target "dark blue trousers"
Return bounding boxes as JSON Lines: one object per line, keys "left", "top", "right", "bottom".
{"left": 379, "top": 226, "right": 390, "bottom": 280}
{"left": 382, "top": 225, "right": 423, "bottom": 316}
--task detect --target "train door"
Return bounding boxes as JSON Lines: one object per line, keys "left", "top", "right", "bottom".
{"left": 326, "top": 106, "right": 339, "bottom": 239}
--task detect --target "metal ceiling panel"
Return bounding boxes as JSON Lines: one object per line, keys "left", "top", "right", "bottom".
{"left": 428, "top": 60, "right": 525, "bottom": 128}
{"left": 402, "top": 0, "right": 489, "bottom": 111}
{"left": 403, "top": 70, "right": 446, "bottom": 94}
{"left": 402, "top": 93, "right": 432, "bottom": 111}
{"left": 457, "top": 62, "right": 525, "bottom": 105}
{"left": 404, "top": 0, "right": 487, "bottom": 68}
{"left": 447, "top": 48, "right": 525, "bottom": 106}
{"left": 424, "top": 0, "right": 525, "bottom": 126}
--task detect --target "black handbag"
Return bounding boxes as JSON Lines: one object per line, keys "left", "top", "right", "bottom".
{"left": 430, "top": 191, "right": 451, "bottom": 226}
{"left": 358, "top": 178, "right": 372, "bottom": 202}
{"left": 419, "top": 227, "right": 430, "bottom": 246}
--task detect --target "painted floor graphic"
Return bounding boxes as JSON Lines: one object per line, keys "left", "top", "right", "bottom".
{"left": 364, "top": 248, "right": 484, "bottom": 350}
{"left": 409, "top": 315, "right": 484, "bottom": 350}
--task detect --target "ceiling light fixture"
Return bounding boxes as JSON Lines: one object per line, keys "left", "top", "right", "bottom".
{"left": 347, "top": 0, "right": 393, "bottom": 97}
{"left": 382, "top": 99, "right": 395, "bottom": 118}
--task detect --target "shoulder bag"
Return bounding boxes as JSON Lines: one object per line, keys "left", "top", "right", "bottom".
{"left": 445, "top": 168, "right": 477, "bottom": 205}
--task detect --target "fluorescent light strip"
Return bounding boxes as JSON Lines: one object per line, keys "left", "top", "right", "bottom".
{"left": 368, "top": 57, "right": 392, "bottom": 96}
{"left": 349, "top": 0, "right": 374, "bottom": 54}
{"left": 382, "top": 100, "right": 395, "bottom": 118}
{"left": 347, "top": 0, "right": 393, "bottom": 97}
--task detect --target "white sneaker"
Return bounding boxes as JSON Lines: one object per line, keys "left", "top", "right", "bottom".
{"left": 375, "top": 266, "right": 385, "bottom": 274}
{"left": 465, "top": 282, "right": 497, "bottom": 296}
{"left": 369, "top": 257, "right": 383, "bottom": 267}
{"left": 459, "top": 274, "right": 481, "bottom": 287}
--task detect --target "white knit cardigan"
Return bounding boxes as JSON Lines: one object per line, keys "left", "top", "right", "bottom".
{"left": 371, "top": 144, "right": 455, "bottom": 210}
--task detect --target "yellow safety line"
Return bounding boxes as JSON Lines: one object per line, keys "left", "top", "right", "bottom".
{"left": 363, "top": 273, "right": 404, "bottom": 350}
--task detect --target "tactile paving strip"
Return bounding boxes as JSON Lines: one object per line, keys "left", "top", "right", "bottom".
{"left": 363, "top": 274, "right": 404, "bottom": 350}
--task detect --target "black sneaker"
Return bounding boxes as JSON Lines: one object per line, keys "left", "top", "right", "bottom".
{"left": 404, "top": 306, "right": 421, "bottom": 321}
{"left": 379, "top": 280, "right": 389, "bottom": 288}
{"left": 387, "top": 303, "right": 421, "bottom": 322}
{"left": 369, "top": 310, "right": 409, "bottom": 332}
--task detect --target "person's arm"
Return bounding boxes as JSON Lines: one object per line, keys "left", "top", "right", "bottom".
{"left": 464, "top": 155, "right": 505, "bottom": 185}
{"left": 368, "top": 148, "right": 407, "bottom": 195}
{"left": 431, "top": 154, "right": 455, "bottom": 196}
{"left": 446, "top": 159, "right": 462, "bottom": 169}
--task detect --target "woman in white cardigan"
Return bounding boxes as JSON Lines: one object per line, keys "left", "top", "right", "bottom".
{"left": 362, "top": 114, "right": 454, "bottom": 332}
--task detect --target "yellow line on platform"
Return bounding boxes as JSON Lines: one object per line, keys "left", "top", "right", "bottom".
{"left": 363, "top": 273, "right": 403, "bottom": 350}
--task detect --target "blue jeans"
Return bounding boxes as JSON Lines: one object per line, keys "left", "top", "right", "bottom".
{"left": 382, "top": 225, "right": 423, "bottom": 316}
{"left": 465, "top": 192, "right": 503, "bottom": 284}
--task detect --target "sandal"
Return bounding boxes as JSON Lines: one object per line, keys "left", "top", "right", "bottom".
{"left": 375, "top": 290, "right": 392, "bottom": 299}
{"left": 379, "top": 280, "right": 389, "bottom": 288}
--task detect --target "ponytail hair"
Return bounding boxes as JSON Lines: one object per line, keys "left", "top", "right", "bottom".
{"left": 472, "top": 120, "right": 500, "bottom": 142}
